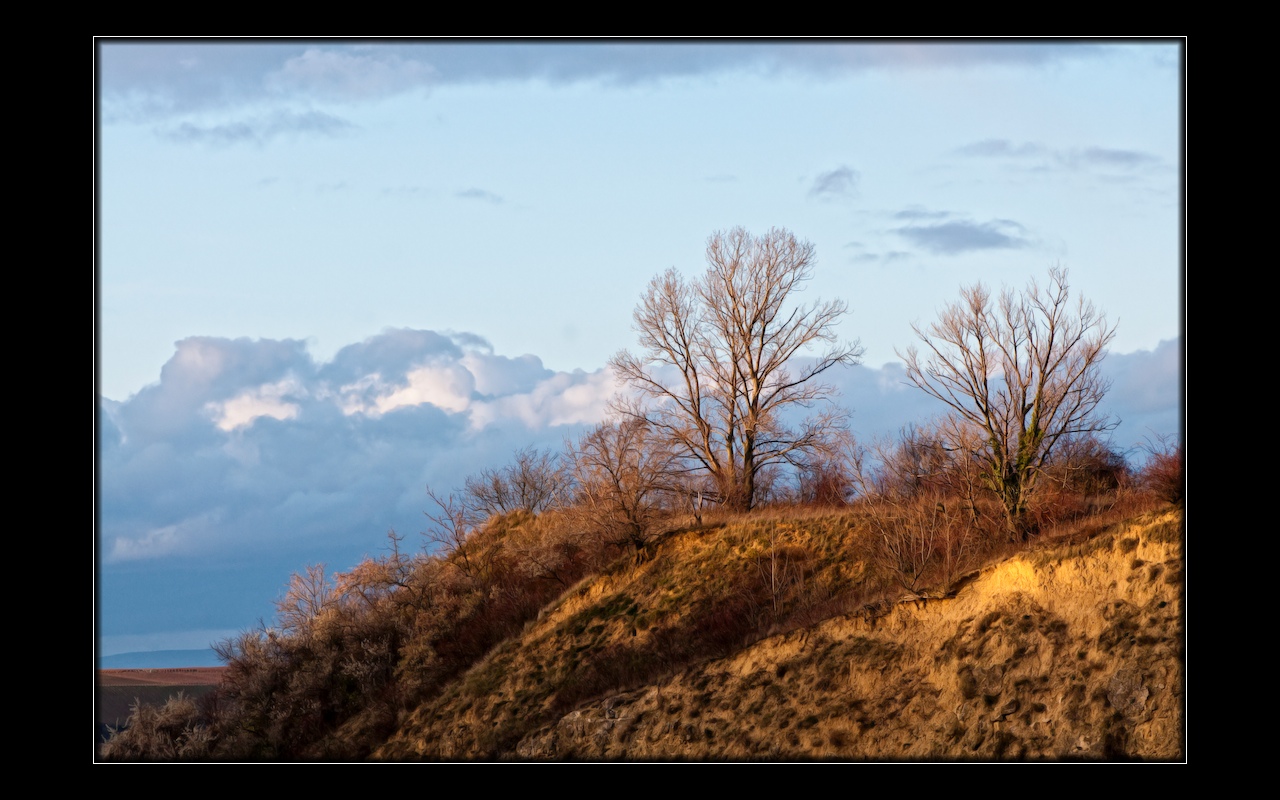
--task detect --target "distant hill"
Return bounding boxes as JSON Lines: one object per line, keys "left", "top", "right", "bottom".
{"left": 99, "top": 649, "right": 223, "bottom": 669}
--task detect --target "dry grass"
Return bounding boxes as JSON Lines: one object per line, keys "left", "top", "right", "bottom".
{"left": 376, "top": 502, "right": 1181, "bottom": 761}
{"left": 102, "top": 484, "right": 1179, "bottom": 762}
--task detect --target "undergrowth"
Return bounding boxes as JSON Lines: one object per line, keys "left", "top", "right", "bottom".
{"left": 102, "top": 472, "right": 1177, "bottom": 761}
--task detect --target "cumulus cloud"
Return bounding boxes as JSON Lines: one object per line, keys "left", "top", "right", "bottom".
{"left": 98, "top": 331, "right": 1179, "bottom": 650}
{"left": 470, "top": 368, "right": 618, "bottom": 430}
{"left": 809, "top": 166, "right": 859, "bottom": 199}
{"left": 896, "top": 218, "right": 1030, "bottom": 255}
{"left": 100, "top": 328, "right": 615, "bottom": 566}
{"left": 1099, "top": 338, "right": 1182, "bottom": 452}
{"left": 209, "top": 378, "right": 303, "bottom": 431}
{"left": 813, "top": 339, "right": 1180, "bottom": 459}
{"left": 372, "top": 362, "right": 476, "bottom": 415}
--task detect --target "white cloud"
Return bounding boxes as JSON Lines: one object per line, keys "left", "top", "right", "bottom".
{"left": 267, "top": 48, "right": 437, "bottom": 102}
{"left": 374, "top": 362, "right": 475, "bottom": 415}
{"left": 98, "top": 329, "right": 1179, "bottom": 654}
{"left": 209, "top": 377, "right": 303, "bottom": 431}
{"left": 99, "top": 329, "right": 615, "bottom": 567}
{"left": 470, "top": 369, "right": 617, "bottom": 430}
{"left": 108, "top": 513, "right": 224, "bottom": 562}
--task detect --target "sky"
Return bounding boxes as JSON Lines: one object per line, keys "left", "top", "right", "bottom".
{"left": 96, "top": 40, "right": 1183, "bottom": 658}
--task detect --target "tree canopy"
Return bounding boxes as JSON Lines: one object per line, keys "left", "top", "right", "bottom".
{"left": 611, "top": 227, "right": 862, "bottom": 511}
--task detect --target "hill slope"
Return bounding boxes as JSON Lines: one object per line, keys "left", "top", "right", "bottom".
{"left": 375, "top": 507, "right": 1182, "bottom": 760}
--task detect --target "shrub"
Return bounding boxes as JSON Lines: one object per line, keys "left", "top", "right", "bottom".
{"left": 1140, "top": 436, "right": 1183, "bottom": 505}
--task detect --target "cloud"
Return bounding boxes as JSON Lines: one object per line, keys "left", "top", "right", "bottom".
{"left": 456, "top": 188, "right": 504, "bottom": 204}
{"left": 100, "top": 42, "right": 1122, "bottom": 125}
{"left": 852, "top": 250, "right": 914, "bottom": 264}
{"left": 814, "top": 339, "right": 1180, "bottom": 460}
{"left": 209, "top": 378, "right": 303, "bottom": 431}
{"left": 470, "top": 368, "right": 618, "bottom": 430}
{"left": 809, "top": 166, "right": 859, "bottom": 199}
{"left": 893, "top": 207, "right": 951, "bottom": 221}
{"left": 98, "top": 332, "right": 1179, "bottom": 650}
{"left": 896, "top": 218, "right": 1030, "bottom": 255}
{"left": 158, "top": 109, "right": 356, "bottom": 145}
{"left": 370, "top": 363, "right": 476, "bottom": 415}
{"left": 953, "top": 139, "right": 1047, "bottom": 158}
{"left": 266, "top": 48, "right": 438, "bottom": 102}
{"left": 1099, "top": 338, "right": 1182, "bottom": 453}
{"left": 100, "top": 329, "right": 615, "bottom": 568}
{"left": 954, "top": 138, "right": 1163, "bottom": 173}
{"left": 1063, "top": 146, "right": 1161, "bottom": 170}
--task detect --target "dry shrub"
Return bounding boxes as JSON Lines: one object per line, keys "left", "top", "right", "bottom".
{"left": 99, "top": 692, "right": 211, "bottom": 760}
{"left": 463, "top": 446, "right": 573, "bottom": 522}
{"left": 567, "top": 419, "right": 681, "bottom": 552}
{"left": 1043, "top": 435, "right": 1131, "bottom": 496}
{"left": 865, "top": 493, "right": 988, "bottom": 596}
{"left": 1140, "top": 437, "right": 1183, "bottom": 505}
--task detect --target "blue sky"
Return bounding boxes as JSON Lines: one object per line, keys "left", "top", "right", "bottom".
{"left": 96, "top": 40, "right": 1183, "bottom": 657}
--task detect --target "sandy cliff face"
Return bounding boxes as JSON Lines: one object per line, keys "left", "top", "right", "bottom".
{"left": 378, "top": 509, "right": 1182, "bottom": 761}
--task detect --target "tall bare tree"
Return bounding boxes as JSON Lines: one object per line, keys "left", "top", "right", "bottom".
{"left": 610, "top": 227, "right": 863, "bottom": 511}
{"left": 901, "top": 266, "right": 1117, "bottom": 538}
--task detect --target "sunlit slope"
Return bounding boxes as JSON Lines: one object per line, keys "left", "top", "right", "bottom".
{"left": 376, "top": 508, "right": 1182, "bottom": 760}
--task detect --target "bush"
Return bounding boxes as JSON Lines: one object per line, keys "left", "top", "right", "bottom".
{"left": 1140, "top": 437, "right": 1183, "bottom": 505}
{"left": 100, "top": 692, "right": 211, "bottom": 760}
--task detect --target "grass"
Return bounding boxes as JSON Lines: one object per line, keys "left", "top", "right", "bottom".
{"left": 372, "top": 500, "right": 1180, "bottom": 760}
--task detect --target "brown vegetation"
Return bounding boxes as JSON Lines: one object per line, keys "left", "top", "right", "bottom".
{"left": 103, "top": 469, "right": 1180, "bottom": 760}
{"left": 99, "top": 244, "right": 1181, "bottom": 762}
{"left": 902, "top": 267, "right": 1118, "bottom": 539}
{"left": 610, "top": 227, "right": 863, "bottom": 511}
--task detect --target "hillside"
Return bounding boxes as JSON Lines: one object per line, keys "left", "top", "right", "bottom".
{"left": 100, "top": 501, "right": 1183, "bottom": 761}
{"left": 374, "top": 507, "right": 1182, "bottom": 760}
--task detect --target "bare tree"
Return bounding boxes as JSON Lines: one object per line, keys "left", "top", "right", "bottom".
{"left": 275, "top": 563, "right": 336, "bottom": 636}
{"left": 463, "top": 446, "right": 571, "bottom": 523}
{"left": 568, "top": 418, "right": 679, "bottom": 551}
{"left": 423, "top": 486, "right": 485, "bottom": 579}
{"left": 610, "top": 227, "right": 863, "bottom": 511}
{"left": 901, "top": 266, "right": 1117, "bottom": 538}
